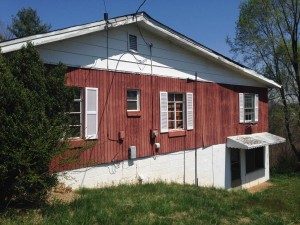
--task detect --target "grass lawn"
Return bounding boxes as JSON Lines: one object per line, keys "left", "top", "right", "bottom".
{"left": 1, "top": 173, "right": 299, "bottom": 225}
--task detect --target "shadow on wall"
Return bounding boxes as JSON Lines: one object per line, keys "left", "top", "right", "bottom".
{"left": 224, "top": 148, "right": 231, "bottom": 189}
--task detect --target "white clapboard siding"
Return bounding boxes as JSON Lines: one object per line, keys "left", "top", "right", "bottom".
{"left": 254, "top": 94, "right": 259, "bottom": 122}
{"left": 160, "top": 92, "right": 168, "bottom": 133}
{"left": 85, "top": 87, "right": 98, "bottom": 139}
{"left": 186, "top": 92, "right": 194, "bottom": 130}
{"left": 239, "top": 93, "right": 245, "bottom": 123}
{"left": 37, "top": 24, "right": 264, "bottom": 88}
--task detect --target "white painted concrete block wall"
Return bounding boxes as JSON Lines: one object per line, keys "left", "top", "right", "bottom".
{"left": 58, "top": 144, "right": 228, "bottom": 189}
{"left": 58, "top": 144, "right": 270, "bottom": 189}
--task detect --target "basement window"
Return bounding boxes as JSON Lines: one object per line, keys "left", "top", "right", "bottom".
{"left": 168, "top": 93, "right": 185, "bottom": 130}
{"left": 68, "top": 89, "right": 83, "bottom": 138}
{"left": 127, "top": 89, "right": 140, "bottom": 111}
{"left": 246, "top": 147, "right": 264, "bottom": 173}
{"left": 129, "top": 34, "right": 138, "bottom": 52}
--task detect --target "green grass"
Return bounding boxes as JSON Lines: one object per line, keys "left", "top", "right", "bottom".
{"left": 1, "top": 173, "right": 299, "bottom": 225}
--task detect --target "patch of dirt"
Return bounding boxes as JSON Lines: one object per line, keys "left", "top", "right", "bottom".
{"left": 238, "top": 217, "right": 251, "bottom": 224}
{"left": 47, "top": 183, "right": 78, "bottom": 204}
{"left": 247, "top": 181, "right": 273, "bottom": 194}
{"left": 170, "top": 211, "right": 188, "bottom": 220}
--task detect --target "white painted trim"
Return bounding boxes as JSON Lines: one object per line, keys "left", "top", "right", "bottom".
{"left": 126, "top": 89, "right": 140, "bottom": 111}
{"left": 186, "top": 92, "right": 194, "bottom": 130}
{"left": 160, "top": 91, "right": 168, "bottom": 133}
{"left": 84, "top": 87, "right": 98, "bottom": 139}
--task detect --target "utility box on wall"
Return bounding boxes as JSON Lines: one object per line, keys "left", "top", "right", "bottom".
{"left": 128, "top": 146, "right": 137, "bottom": 159}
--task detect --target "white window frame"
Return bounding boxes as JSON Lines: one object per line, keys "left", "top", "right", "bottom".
{"left": 167, "top": 93, "right": 186, "bottom": 131}
{"left": 69, "top": 89, "right": 83, "bottom": 139}
{"left": 128, "top": 34, "right": 138, "bottom": 52}
{"left": 244, "top": 93, "right": 255, "bottom": 123}
{"left": 127, "top": 89, "right": 140, "bottom": 112}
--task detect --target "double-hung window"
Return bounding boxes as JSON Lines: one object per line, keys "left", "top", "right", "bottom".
{"left": 68, "top": 87, "right": 99, "bottom": 140}
{"left": 127, "top": 89, "right": 140, "bottom": 111}
{"left": 244, "top": 93, "right": 255, "bottom": 122}
{"left": 239, "top": 93, "right": 259, "bottom": 123}
{"left": 168, "top": 93, "right": 185, "bottom": 130}
{"left": 69, "top": 89, "right": 83, "bottom": 138}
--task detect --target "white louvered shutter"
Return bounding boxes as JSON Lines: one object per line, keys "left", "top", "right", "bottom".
{"left": 160, "top": 92, "right": 168, "bottom": 133}
{"left": 85, "top": 87, "right": 98, "bottom": 139}
{"left": 239, "top": 93, "right": 244, "bottom": 123}
{"left": 186, "top": 92, "right": 194, "bottom": 130}
{"left": 254, "top": 94, "right": 259, "bottom": 122}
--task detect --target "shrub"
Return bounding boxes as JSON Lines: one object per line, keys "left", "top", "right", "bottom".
{"left": 0, "top": 44, "right": 74, "bottom": 207}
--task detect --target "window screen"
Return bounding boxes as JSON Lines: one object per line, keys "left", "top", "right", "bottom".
{"left": 246, "top": 147, "right": 264, "bottom": 173}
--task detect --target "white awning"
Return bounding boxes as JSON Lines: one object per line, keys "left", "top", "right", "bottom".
{"left": 227, "top": 132, "right": 285, "bottom": 149}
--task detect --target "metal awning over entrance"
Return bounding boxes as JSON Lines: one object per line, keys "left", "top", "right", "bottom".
{"left": 227, "top": 132, "right": 285, "bottom": 149}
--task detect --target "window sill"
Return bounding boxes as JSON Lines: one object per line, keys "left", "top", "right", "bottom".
{"left": 246, "top": 167, "right": 265, "bottom": 175}
{"left": 127, "top": 111, "right": 141, "bottom": 117}
{"left": 240, "top": 121, "right": 258, "bottom": 124}
{"left": 168, "top": 130, "right": 186, "bottom": 138}
{"left": 68, "top": 138, "right": 85, "bottom": 148}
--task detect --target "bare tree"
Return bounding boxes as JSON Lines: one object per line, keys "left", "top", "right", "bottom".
{"left": 227, "top": 0, "right": 300, "bottom": 161}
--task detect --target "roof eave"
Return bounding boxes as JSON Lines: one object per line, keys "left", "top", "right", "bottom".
{"left": 0, "top": 12, "right": 281, "bottom": 88}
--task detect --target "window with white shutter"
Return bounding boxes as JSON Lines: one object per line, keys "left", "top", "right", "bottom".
{"left": 85, "top": 87, "right": 98, "bottom": 139}
{"left": 160, "top": 92, "right": 168, "bottom": 133}
{"left": 239, "top": 93, "right": 259, "bottom": 123}
{"left": 186, "top": 92, "right": 194, "bottom": 130}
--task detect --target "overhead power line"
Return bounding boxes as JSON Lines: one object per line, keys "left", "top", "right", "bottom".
{"left": 136, "top": 0, "right": 147, "bottom": 14}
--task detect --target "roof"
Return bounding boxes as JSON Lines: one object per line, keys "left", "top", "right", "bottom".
{"left": 227, "top": 132, "right": 285, "bottom": 149}
{"left": 0, "top": 12, "right": 281, "bottom": 88}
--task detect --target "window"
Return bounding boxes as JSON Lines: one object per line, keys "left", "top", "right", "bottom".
{"left": 129, "top": 34, "right": 137, "bottom": 51}
{"left": 69, "top": 89, "right": 83, "bottom": 138}
{"left": 239, "top": 93, "right": 258, "bottom": 123}
{"left": 244, "top": 93, "right": 255, "bottom": 122}
{"left": 246, "top": 147, "right": 264, "bottom": 173}
{"left": 127, "top": 89, "right": 140, "bottom": 111}
{"left": 168, "top": 93, "right": 185, "bottom": 130}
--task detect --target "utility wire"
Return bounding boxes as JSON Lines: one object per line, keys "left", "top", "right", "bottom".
{"left": 102, "top": 0, "right": 107, "bottom": 13}
{"left": 136, "top": 0, "right": 147, "bottom": 14}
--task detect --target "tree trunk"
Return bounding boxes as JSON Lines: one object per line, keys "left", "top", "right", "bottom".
{"left": 279, "top": 87, "right": 300, "bottom": 161}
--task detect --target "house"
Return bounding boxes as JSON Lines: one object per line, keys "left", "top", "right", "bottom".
{"left": 0, "top": 12, "right": 285, "bottom": 189}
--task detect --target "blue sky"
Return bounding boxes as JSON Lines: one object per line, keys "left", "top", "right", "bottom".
{"left": 0, "top": 0, "right": 242, "bottom": 58}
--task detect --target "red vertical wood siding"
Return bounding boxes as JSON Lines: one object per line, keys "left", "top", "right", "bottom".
{"left": 51, "top": 68, "right": 269, "bottom": 172}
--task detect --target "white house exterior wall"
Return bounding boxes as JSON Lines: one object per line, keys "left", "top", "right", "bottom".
{"left": 57, "top": 143, "right": 270, "bottom": 190}
{"left": 37, "top": 24, "right": 264, "bottom": 87}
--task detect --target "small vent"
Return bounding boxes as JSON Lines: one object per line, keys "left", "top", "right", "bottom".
{"left": 129, "top": 34, "right": 137, "bottom": 51}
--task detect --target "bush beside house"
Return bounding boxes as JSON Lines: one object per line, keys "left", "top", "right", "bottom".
{"left": 0, "top": 44, "right": 74, "bottom": 207}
